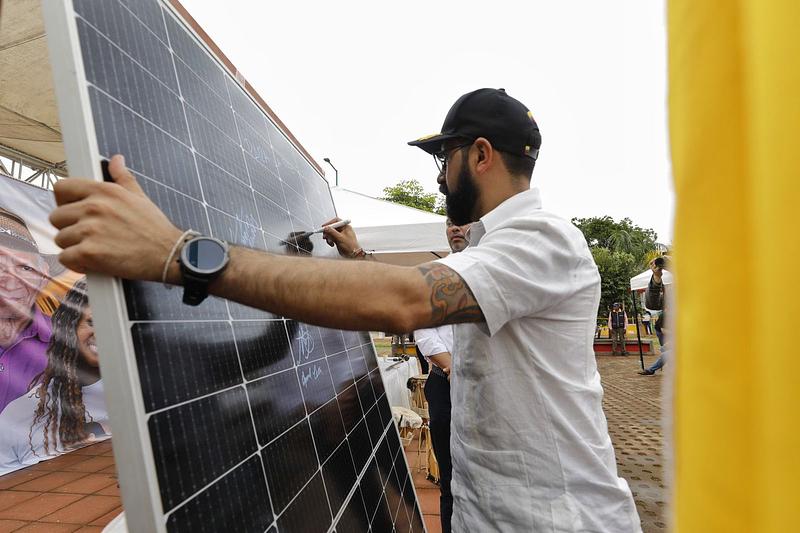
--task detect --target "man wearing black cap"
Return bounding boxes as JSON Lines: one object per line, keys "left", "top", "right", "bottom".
{"left": 0, "top": 208, "right": 52, "bottom": 414}
{"left": 51, "top": 88, "right": 641, "bottom": 531}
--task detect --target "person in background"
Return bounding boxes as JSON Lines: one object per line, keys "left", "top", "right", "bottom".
{"left": 646, "top": 256, "right": 668, "bottom": 346}
{"left": 0, "top": 208, "right": 52, "bottom": 414}
{"left": 608, "top": 302, "right": 629, "bottom": 355}
{"left": 640, "top": 257, "right": 671, "bottom": 374}
{"left": 642, "top": 310, "right": 652, "bottom": 335}
{"left": 639, "top": 311, "right": 668, "bottom": 375}
{"left": 413, "top": 217, "right": 471, "bottom": 533}
{"left": 0, "top": 278, "right": 109, "bottom": 475}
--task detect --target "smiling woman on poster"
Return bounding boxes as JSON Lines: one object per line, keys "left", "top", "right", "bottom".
{"left": 0, "top": 278, "right": 110, "bottom": 475}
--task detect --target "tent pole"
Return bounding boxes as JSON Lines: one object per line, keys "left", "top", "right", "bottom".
{"left": 631, "top": 290, "right": 645, "bottom": 369}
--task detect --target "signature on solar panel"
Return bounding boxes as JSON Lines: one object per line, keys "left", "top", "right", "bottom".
{"left": 300, "top": 364, "right": 323, "bottom": 387}
{"left": 233, "top": 212, "right": 259, "bottom": 247}
{"left": 295, "top": 323, "right": 315, "bottom": 360}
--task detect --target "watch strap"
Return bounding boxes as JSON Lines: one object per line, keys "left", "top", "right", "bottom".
{"left": 181, "top": 269, "right": 214, "bottom": 306}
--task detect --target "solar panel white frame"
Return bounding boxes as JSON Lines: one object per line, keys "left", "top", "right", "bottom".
{"left": 41, "top": 1, "right": 427, "bottom": 532}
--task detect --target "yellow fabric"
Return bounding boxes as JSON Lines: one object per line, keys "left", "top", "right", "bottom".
{"left": 668, "top": 1, "right": 800, "bottom": 532}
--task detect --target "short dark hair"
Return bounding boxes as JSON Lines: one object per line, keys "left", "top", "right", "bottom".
{"left": 499, "top": 150, "right": 536, "bottom": 179}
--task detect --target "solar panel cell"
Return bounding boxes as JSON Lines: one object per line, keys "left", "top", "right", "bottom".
{"left": 247, "top": 368, "right": 306, "bottom": 446}
{"left": 320, "top": 440, "right": 358, "bottom": 517}
{"left": 276, "top": 472, "right": 332, "bottom": 533}
{"left": 308, "top": 398, "right": 347, "bottom": 465}
{"left": 165, "top": 455, "right": 272, "bottom": 533}
{"left": 149, "top": 387, "right": 258, "bottom": 510}
{"left": 261, "top": 421, "right": 319, "bottom": 513}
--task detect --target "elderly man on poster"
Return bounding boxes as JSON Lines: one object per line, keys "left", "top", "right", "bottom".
{"left": 0, "top": 208, "right": 52, "bottom": 414}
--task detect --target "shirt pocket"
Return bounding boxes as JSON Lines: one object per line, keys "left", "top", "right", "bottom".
{"left": 452, "top": 431, "right": 535, "bottom": 531}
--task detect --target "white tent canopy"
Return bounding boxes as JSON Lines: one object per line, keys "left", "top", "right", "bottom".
{"left": 630, "top": 268, "right": 673, "bottom": 291}
{"left": 330, "top": 187, "right": 449, "bottom": 266}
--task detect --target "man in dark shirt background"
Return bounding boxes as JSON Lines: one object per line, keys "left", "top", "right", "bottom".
{"left": 608, "top": 302, "right": 628, "bottom": 355}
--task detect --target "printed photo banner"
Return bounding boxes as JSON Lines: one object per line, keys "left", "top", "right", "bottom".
{"left": 0, "top": 175, "right": 109, "bottom": 476}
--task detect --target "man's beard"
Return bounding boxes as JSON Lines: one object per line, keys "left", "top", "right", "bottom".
{"left": 443, "top": 158, "right": 478, "bottom": 226}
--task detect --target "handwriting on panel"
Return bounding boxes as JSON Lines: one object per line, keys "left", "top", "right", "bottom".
{"left": 301, "top": 364, "right": 323, "bottom": 387}
{"left": 295, "top": 323, "right": 315, "bottom": 361}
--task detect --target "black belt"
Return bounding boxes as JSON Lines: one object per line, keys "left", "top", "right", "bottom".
{"left": 430, "top": 365, "right": 448, "bottom": 379}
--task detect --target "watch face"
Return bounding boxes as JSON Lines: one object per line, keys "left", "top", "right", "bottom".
{"left": 185, "top": 238, "right": 227, "bottom": 272}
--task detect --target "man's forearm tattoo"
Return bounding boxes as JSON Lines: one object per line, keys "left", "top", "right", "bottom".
{"left": 417, "top": 263, "right": 484, "bottom": 325}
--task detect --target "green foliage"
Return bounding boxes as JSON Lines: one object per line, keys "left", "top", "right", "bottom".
{"left": 591, "top": 248, "right": 637, "bottom": 316}
{"left": 434, "top": 196, "right": 446, "bottom": 216}
{"left": 572, "top": 216, "right": 659, "bottom": 316}
{"left": 381, "top": 179, "right": 446, "bottom": 215}
{"left": 571, "top": 216, "right": 657, "bottom": 268}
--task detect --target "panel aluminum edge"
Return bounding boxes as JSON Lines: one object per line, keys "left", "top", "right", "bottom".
{"left": 40, "top": 1, "right": 166, "bottom": 531}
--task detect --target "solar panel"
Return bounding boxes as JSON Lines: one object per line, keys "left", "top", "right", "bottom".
{"left": 42, "top": 1, "right": 426, "bottom": 531}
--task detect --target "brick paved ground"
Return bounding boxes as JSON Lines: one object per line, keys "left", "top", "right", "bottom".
{"left": 599, "top": 353, "right": 667, "bottom": 532}
{"left": 0, "top": 440, "right": 120, "bottom": 532}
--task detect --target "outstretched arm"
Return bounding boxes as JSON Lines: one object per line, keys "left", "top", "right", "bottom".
{"left": 205, "top": 245, "right": 482, "bottom": 332}
{"left": 50, "top": 155, "right": 484, "bottom": 332}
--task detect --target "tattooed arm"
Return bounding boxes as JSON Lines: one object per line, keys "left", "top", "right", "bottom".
{"left": 416, "top": 262, "right": 484, "bottom": 325}
{"left": 197, "top": 245, "right": 483, "bottom": 333}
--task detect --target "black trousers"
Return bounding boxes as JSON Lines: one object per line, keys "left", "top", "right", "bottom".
{"left": 424, "top": 370, "right": 452, "bottom": 533}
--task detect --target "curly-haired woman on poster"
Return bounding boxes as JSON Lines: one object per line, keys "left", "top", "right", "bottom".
{"left": 0, "top": 278, "right": 109, "bottom": 475}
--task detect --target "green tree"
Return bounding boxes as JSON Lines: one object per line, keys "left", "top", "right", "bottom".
{"left": 572, "top": 216, "right": 659, "bottom": 317}
{"left": 571, "top": 216, "right": 657, "bottom": 268}
{"left": 381, "top": 179, "right": 446, "bottom": 215}
{"left": 591, "top": 247, "right": 638, "bottom": 318}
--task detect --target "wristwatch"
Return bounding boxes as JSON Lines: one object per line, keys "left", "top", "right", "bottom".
{"left": 179, "top": 236, "right": 230, "bottom": 306}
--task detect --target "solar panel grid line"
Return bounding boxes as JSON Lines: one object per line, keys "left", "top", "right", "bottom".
{"left": 230, "top": 100, "right": 294, "bottom": 253}
{"left": 328, "top": 422, "right": 396, "bottom": 532}
{"left": 277, "top": 327, "right": 335, "bottom": 525}
{"left": 154, "top": 5, "right": 252, "bottom": 344}
{"left": 208, "top": 309, "right": 277, "bottom": 521}
{"left": 45, "top": 0, "right": 427, "bottom": 530}
{"left": 156, "top": 429, "right": 261, "bottom": 518}
{"left": 75, "top": 18, "right": 186, "bottom": 148}
{"left": 79, "top": 3, "right": 248, "bottom": 224}
{"left": 86, "top": 84, "right": 201, "bottom": 200}
{"left": 164, "top": 455, "right": 273, "bottom": 533}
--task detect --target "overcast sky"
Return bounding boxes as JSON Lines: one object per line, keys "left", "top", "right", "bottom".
{"left": 179, "top": 0, "right": 674, "bottom": 243}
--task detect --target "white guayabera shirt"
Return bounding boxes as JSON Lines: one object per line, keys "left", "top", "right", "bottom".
{"left": 415, "top": 325, "right": 453, "bottom": 363}
{"left": 437, "top": 188, "right": 642, "bottom": 532}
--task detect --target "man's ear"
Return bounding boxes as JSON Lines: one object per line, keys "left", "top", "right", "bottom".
{"left": 473, "top": 137, "right": 494, "bottom": 175}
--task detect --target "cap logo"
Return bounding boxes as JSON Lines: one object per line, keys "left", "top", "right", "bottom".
{"left": 415, "top": 133, "right": 442, "bottom": 142}
{"left": 527, "top": 111, "right": 535, "bottom": 122}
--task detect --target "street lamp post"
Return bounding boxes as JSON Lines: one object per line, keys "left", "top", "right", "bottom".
{"left": 323, "top": 157, "right": 338, "bottom": 187}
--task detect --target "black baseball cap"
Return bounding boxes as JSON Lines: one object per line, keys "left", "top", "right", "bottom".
{"left": 408, "top": 88, "right": 541, "bottom": 160}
